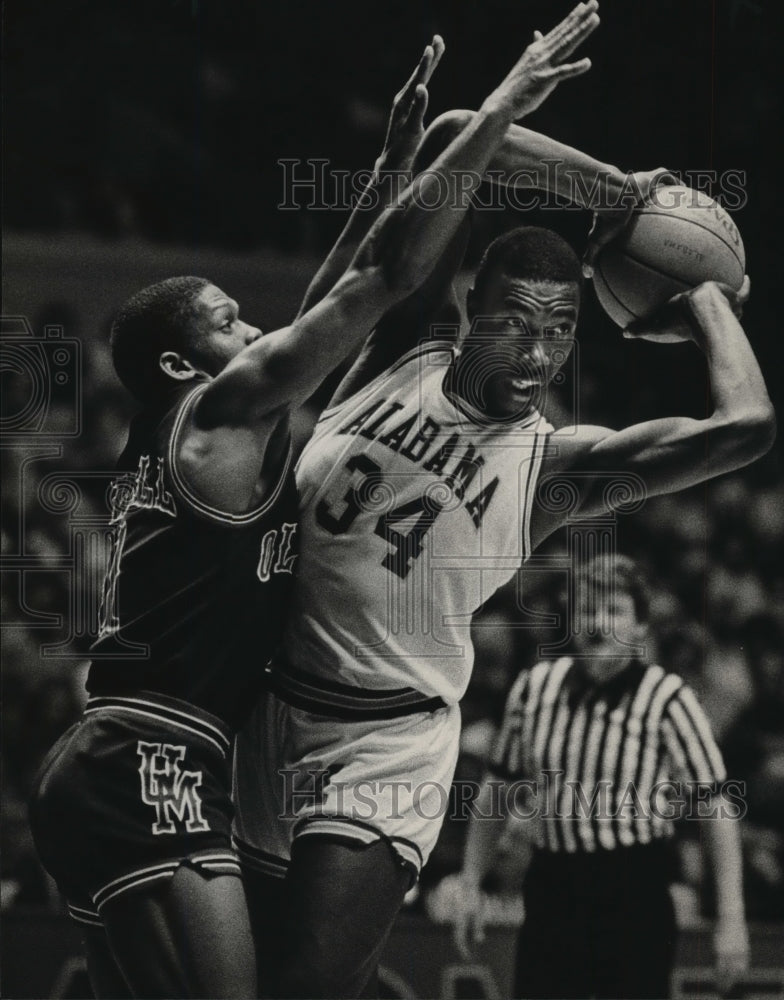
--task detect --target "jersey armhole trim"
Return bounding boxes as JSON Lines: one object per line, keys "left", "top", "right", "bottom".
{"left": 167, "top": 383, "right": 293, "bottom": 525}
{"left": 316, "top": 340, "right": 456, "bottom": 425}
{"left": 522, "top": 425, "right": 551, "bottom": 559}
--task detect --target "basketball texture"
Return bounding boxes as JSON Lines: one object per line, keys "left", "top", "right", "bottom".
{"left": 592, "top": 185, "right": 746, "bottom": 328}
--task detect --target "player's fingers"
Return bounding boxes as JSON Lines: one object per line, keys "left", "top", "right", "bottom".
{"left": 544, "top": 2, "right": 600, "bottom": 60}
{"left": 399, "top": 43, "right": 434, "bottom": 103}
{"left": 550, "top": 13, "right": 600, "bottom": 63}
{"left": 537, "top": 6, "right": 585, "bottom": 54}
{"left": 582, "top": 187, "right": 640, "bottom": 277}
{"left": 623, "top": 291, "right": 694, "bottom": 343}
{"left": 582, "top": 215, "right": 605, "bottom": 277}
{"left": 582, "top": 244, "right": 599, "bottom": 278}
{"left": 623, "top": 312, "right": 664, "bottom": 338}
{"left": 548, "top": 57, "right": 592, "bottom": 80}
{"left": 713, "top": 281, "right": 747, "bottom": 316}
{"left": 422, "top": 34, "right": 445, "bottom": 84}
{"left": 637, "top": 167, "right": 681, "bottom": 206}
{"left": 415, "top": 45, "right": 435, "bottom": 87}
{"left": 650, "top": 168, "right": 680, "bottom": 191}
{"left": 544, "top": 1, "right": 599, "bottom": 46}
{"left": 411, "top": 84, "right": 429, "bottom": 129}
{"left": 533, "top": 29, "right": 544, "bottom": 41}
{"left": 622, "top": 326, "right": 689, "bottom": 344}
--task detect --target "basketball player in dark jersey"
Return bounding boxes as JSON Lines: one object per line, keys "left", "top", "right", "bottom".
{"left": 25, "top": 24, "right": 577, "bottom": 994}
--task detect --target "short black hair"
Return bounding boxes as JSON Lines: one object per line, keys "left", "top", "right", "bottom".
{"left": 473, "top": 226, "right": 582, "bottom": 302}
{"left": 110, "top": 276, "right": 211, "bottom": 403}
{"left": 577, "top": 554, "right": 650, "bottom": 623}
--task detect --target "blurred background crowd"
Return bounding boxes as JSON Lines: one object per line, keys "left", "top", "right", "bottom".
{"left": 3, "top": 0, "right": 783, "bottom": 934}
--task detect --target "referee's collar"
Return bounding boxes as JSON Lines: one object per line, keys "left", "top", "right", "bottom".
{"left": 563, "top": 658, "right": 647, "bottom": 710}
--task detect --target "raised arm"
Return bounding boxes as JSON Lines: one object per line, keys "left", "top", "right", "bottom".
{"left": 295, "top": 36, "right": 445, "bottom": 319}
{"left": 534, "top": 279, "right": 776, "bottom": 533}
{"left": 197, "top": 1, "right": 602, "bottom": 430}
{"left": 175, "top": 3, "right": 603, "bottom": 512}
{"left": 333, "top": 78, "right": 671, "bottom": 403}
{"left": 424, "top": 107, "right": 630, "bottom": 208}
{"left": 331, "top": 6, "right": 618, "bottom": 404}
{"left": 195, "top": 112, "right": 535, "bottom": 430}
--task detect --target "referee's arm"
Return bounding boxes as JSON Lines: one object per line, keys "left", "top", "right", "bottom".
{"left": 700, "top": 800, "right": 750, "bottom": 986}
{"left": 453, "top": 777, "right": 508, "bottom": 960}
{"left": 453, "top": 672, "right": 530, "bottom": 958}
{"left": 662, "top": 684, "right": 750, "bottom": 987}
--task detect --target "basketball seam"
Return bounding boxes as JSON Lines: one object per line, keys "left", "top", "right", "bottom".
{"left": 633, "top": 211, "right": 744, "bottom": 267}
{"left": 613, "top": 250, "right": 693, "bottom": 288}
{"left": 594, "top": 257, "right": 641, "bottom": 321}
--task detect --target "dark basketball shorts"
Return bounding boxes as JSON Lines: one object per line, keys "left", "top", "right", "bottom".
{"left": 29, "top": 691, "right": 240, "bottom": 928}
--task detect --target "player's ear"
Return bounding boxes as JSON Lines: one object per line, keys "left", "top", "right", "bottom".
{"left": 159, "top": 351, "right": 201, "bottom": 382}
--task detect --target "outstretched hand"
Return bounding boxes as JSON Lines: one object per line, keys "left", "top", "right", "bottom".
{"left": 623, "top": 276, "right": 751, "bottom": 344}
{"left": 380, "top": 35, "right": 445, "bottom": 172}
{"left": 583, "top": 168, "right": 680, "bottom": 278}
{"left": 489, "top": 1, "right": 600, "bottom": 121}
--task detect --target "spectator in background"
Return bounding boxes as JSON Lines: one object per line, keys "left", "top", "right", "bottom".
{"left": 451, "top": 554, "right": 749, "bottom": 1000}
{"left": 724, "top": 605, "right": 784, "bottom": 926}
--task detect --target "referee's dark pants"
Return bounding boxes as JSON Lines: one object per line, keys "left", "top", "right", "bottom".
{"left": 514, "top": 841, "right": 677, "bottom": 1000}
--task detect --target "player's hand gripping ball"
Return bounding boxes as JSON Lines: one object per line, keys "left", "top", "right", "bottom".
{"left": 592, "top": 184, "right": 746, "bottom": 330}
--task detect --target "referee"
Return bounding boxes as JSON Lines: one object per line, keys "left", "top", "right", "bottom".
{"left": 453, "top": 555, "right": 750, "bottom": 999}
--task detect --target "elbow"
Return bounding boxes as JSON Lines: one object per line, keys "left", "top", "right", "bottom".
{"left": 716, "top": 403, "right": 777, "bottom": 465}
{"left": 743, "top": 403, "right": 777, "bottom": 459}
{"left": 414, "top": 109, "right": 474, "bottom": 172}
{"left": 260, "top": 339, "right": 301, "bottom": 390}
{"left": 428, "top": 109, "right": 475, "bottom": 140}
{"left": 754, "top": 404, "right": 777, "bottom": 456}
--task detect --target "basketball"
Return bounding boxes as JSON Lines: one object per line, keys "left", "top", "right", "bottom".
{"left": 592, "top": 185, "right": 746, "bottom": 328}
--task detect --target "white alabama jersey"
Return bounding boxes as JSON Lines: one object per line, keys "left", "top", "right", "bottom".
{"left": 285, "top": 341, "right": 552, "bottom": 704}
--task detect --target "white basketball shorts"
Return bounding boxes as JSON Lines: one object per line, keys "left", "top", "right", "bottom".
{"left": 232, "top": 689, "right": 461, "bottom": 877}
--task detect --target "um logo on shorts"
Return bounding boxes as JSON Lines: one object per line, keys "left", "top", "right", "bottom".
{"left": 137, "top": 741, "right": 210, "bottom": 835}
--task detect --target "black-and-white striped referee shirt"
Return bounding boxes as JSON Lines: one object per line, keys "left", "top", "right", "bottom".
{"left": 490, "top": 657, "right": 727, "bottom": 853}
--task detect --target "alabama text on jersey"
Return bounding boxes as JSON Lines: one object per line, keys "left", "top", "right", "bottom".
{"left": 285, "top": 342, "right": 552, "bottom": 704}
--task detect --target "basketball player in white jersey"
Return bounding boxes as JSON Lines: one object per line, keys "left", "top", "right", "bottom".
{"left": 233, "top": 4, "right": 776, "bottom": 995}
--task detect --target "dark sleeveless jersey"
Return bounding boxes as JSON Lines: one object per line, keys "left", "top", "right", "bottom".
{"left": 87, "top": 382, "right": 299, "bottom": 731}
